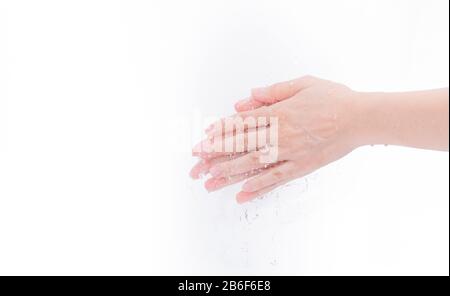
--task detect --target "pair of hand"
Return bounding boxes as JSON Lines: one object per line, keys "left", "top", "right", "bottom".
{"left": 190, "top": 76, "right": 362, "bottom": 204}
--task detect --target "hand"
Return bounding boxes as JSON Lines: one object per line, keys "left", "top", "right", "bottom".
{"left": 192, "top": 76, "right": 362, "bottom": 203}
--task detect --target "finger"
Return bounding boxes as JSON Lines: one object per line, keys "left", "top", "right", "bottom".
{"left": 233, "top": 76, "right": 317, "bottom": 113}
{"left": 236, "top": 180, "right": 288, "bottom": 204}
{"left": 206, "top": 106, "right": 273, "bottom": 139}
{"left": 234, "top": 97, "right": 265, "bottom": 112}
{"left": 192, "top": 139, "right": 213, "bottom": 157}
{"left": 189, "top": 153, "right": 245, "bottom": 179}
{"left": 241, "top": 161, "right": 300, "bottom": 193}
{"left": 251, "top": 75, "right": 317, "bottom": 104}
{"left": 201, "top": 126, "right": 273, "bottom": 159}
{"left": 192, "top": 139, "right": 245, "bottom": 159}
{"left": 209, "top": 150, "right": 281, "bottom": 179}
{"left": 204, "top": 165, "right": 270, "bottom": 192}
{"left": 189, "top": 159, "right": 210, "bottom": 179}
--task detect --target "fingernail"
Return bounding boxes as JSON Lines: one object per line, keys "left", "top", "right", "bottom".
{"left": 251, "top": 87, "right": 270, "bottom": 99}
{"left": 209, "top": 166, "right": 223, "bottom": 178}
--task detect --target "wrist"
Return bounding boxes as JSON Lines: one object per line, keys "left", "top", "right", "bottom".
{"left": 350, "top": 91, "right": 386, "bottom": 147}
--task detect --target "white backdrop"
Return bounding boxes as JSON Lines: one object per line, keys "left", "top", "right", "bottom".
{"left": 0, "top": 0, "right": 448, "bottom": 275}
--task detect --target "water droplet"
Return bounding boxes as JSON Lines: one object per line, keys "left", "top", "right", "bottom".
{"left": 260, "top": 144, "right": 270, "bottom": 155}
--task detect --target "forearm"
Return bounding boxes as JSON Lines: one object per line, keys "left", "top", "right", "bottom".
{"left": 354, "top": 88, "right": 449, "bottom": 151}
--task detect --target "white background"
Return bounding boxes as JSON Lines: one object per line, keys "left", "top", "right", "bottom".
{"left": 0, "top": 0, "right": 448, "bottom": 275}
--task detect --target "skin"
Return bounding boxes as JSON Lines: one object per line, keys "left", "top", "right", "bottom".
{"left": 191, "top": 76, "right": 449, "bottom": 204}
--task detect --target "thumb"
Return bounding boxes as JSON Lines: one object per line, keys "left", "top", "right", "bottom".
{"left": 234, "top": 97, "right": 265, "bottom": 112}
{"left": 234, "top": 75, "right": 317, "bottom": 112}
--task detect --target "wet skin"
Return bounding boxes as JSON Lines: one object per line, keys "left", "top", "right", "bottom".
{"left": 191, "top": 76, "right": 449, "bottom": 204}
